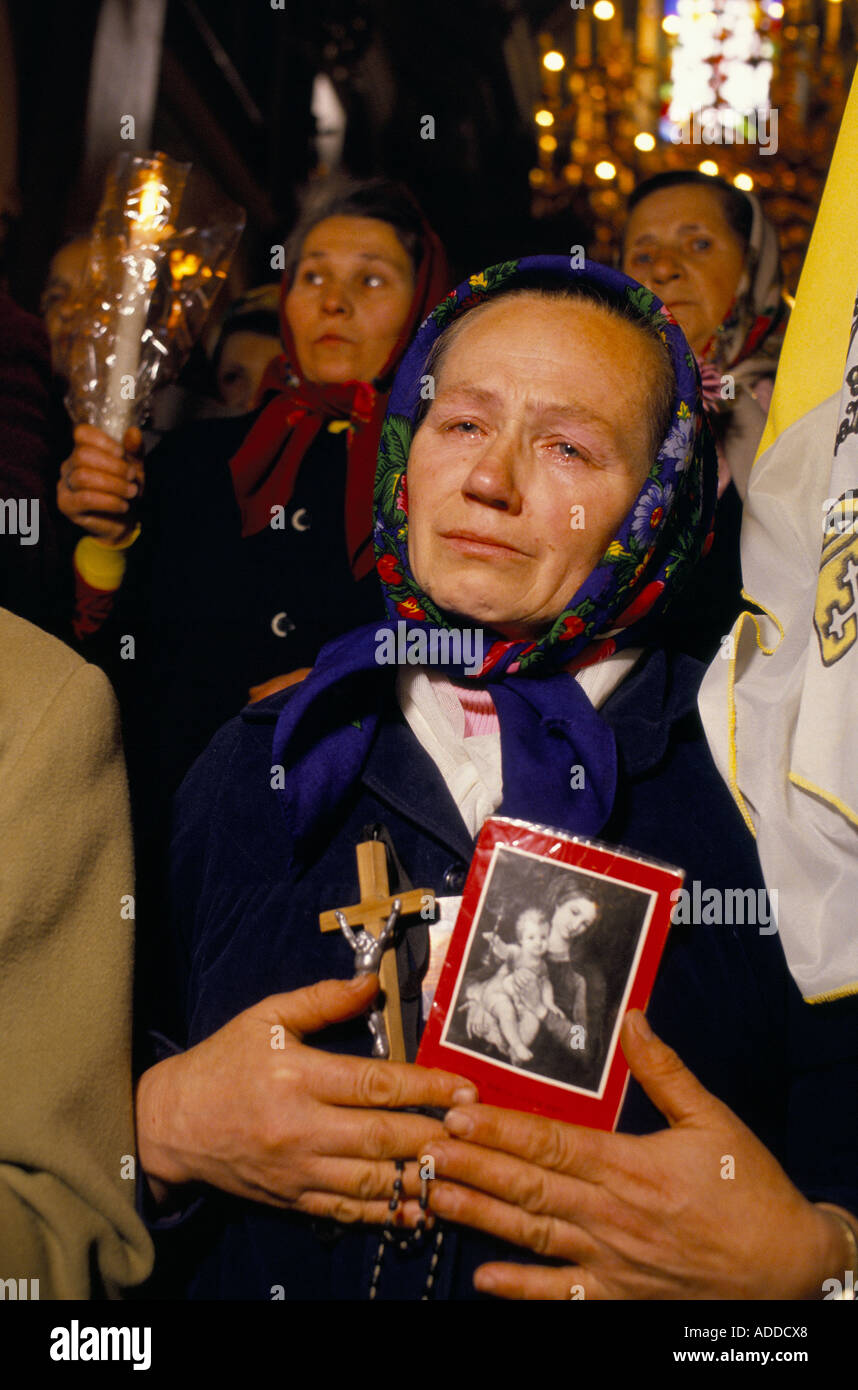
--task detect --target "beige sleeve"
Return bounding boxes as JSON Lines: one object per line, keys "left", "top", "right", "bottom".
{"left": 0, "top": 659, "right": 153, "bottom": 1297}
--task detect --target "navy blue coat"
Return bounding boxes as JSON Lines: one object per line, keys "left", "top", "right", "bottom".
{"left": 149, "top": 647, "right": 858, "bottom": 1300}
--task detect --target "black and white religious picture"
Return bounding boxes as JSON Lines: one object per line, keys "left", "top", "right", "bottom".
{"left": 440, "top": 844, "right": 656, "bottom": 1095}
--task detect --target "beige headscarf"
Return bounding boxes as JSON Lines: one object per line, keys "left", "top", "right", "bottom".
{"left": 700, "top": 191, "right": 790, "bottom": 497}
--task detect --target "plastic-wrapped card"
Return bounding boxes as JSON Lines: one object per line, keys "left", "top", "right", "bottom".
{"left": 417, "top": 816, "right": 683, "bottom": 1129}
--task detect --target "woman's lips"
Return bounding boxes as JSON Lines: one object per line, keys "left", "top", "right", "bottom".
{"left": 440, "top": 530, "right": 528, "bottom": 558}
{"left": 315, "top": 333, "right": 354, "bottom": 344}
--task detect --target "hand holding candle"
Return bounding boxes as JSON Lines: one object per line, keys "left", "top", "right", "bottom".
{"left": 57, "top": 424, "right": 143, "bottom": 545}
{"left": 65, "top": 150, "right": 244, "bottom": 447}
{"left": 60, "top": 151, "right": 244, "bottom": 577}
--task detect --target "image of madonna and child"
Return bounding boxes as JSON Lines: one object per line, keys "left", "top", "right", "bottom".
{"left": 459, "top": 878, "right": 604, "bottom": 1083}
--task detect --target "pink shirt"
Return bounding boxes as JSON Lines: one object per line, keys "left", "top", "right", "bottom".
{"left": 451, "top": 683, "right": 500, "bottom": 736}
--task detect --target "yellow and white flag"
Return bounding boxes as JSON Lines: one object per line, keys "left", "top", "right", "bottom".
{"left": 699, "top": 74, "right": 858, "bottom": 1003}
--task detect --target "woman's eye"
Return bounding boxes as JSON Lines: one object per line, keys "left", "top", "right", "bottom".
{"left": 549, "top": 441, "right": 582, "bottom": 461}
{"left": 447, "top": 420, "right": 483, "bottom": 438}
{"left": 691, "top": 237, "right": 712, "bottom": 252}
{"left": 630, "top": 252, "right": 651, "bottom": 267}
{"left": 363, "top": 273, "right": 386, "bottom": 288}
{"left": 300, "top": 270, "right": 324, "bottom": 285}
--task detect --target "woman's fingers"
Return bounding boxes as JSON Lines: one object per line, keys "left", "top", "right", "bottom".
{"left": 72, "top": 514, "right": 133, "bottom": 542}
{"left": 266, "top": 980, "right": 476, "bottom": 1111}
{"left": 474, "top": 1262, "right": 591, "bottom": 1301}
{"left": 63, "top": 463, "right": 139, "bottom": 497}
{"left": 58, "top": 432, "right": 143, "bottom": 539}
{"left": 292, "top": 1192, "right": 404, "bottom": 1226}
{"left": 73, "top": 423, "right": 125, "bottom": 454}
{"left": 290, "top": 1155, "right": 426, "bottom": 1206}
{"left": 61, "top": 487, "right": 134, "bottom": 516}
{"left": 65, "top": 446, "right": 137, "bottom": 480}
{"left": 307, "top": 1105, "right": 447, "bottom": 1164}
{"left": 620, "top": 1011, "right": 720, "bottom": 1128}
{"left": 122, "top": 425, "right": 143, "bottom": 455}
{"left": 439, "top": 1102, "right": 606, "bottom": 1181}
{"left": 312, "top": 1052, "right": 477, "bottom": 1113}
{"left": 428, "top": 1175, "right": 588, "bottom": 1262}
{"left": 424, "top": 1134, "right": 577, "bottom": 1215}
{"left": 269, "top": 974, "right": 381, "bottom": 1039}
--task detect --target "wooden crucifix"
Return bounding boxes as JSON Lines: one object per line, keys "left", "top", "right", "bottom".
{"left": 319, "top": 840, "right": 434, "bottom": 1062}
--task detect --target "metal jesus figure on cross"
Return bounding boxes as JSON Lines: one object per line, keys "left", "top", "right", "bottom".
{"left": 319, "top": 840, "right": 435, "bottom": 1061}
{"left": 335, "top": 901, "right": 401, "bottom": 1057}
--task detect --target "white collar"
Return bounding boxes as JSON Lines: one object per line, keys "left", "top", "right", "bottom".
{"left": 396, "top": 648, "right": 642, "bottom": 837}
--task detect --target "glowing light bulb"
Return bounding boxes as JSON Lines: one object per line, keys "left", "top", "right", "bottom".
{"left": 634, "top": 132, "right": 656, "bottom": 152}
{"left": 593, "top": 1, "right": 615, "bottom": 19}
{"left": 698, "top": 159, "right": 719, "bottom": 176}
{"left": 543, "top": 50, "right": 565, "bottom": 71}
{"left": 662, "top": 15, "right": 681, "bottom": 35}
{"left": 768, "top": 1, "right": 784, "bottom": 16}
{"left": 733, "top": 173, "right": 754, "bottom": 191}
{"left": 535, "top": 109, "right": 555, "bottom": 127}
{"left": 539, "top": 133, "right": 558, "bottom": 152}
{"left": 595, "top": 160, "right": 616, "bottom": 180}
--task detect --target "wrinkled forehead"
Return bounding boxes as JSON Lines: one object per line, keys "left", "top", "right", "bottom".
{"left": 624, "top": 183, "right": 737, "bottom": 247}
{"left": 431, "top": 291, "right": 663, "bottom": 393}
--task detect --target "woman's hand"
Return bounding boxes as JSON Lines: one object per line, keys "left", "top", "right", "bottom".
{"left": 135, "top": 974, "right": 477, "bottom": 1225}
{"left": 57, "top": 424, "right": 143, "bottom": 544}
{"left": 423, "top": 1011, "right": 846, "bottom": 1300}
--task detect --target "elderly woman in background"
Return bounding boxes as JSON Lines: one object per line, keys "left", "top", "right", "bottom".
{"left": 56, "top": 176, "right": 450, "bottom": 795}
{"left": 135, "top": 257, "right": 858, "bottom": 1301}
{"left": 621, "top": 171, "right": 789, "bottom": 659}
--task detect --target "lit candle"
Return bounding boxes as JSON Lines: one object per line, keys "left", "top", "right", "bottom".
{"left": 102, "top": 171, "right": 164, "bottom": 442}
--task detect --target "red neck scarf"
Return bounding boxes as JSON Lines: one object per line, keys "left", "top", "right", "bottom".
{"left": 228, "top": 213, "right": 450, "bottom": 580}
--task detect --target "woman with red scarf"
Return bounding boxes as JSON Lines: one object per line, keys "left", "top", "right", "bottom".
{"left": 57, "top": 177, "right": 450, "bottom": 796}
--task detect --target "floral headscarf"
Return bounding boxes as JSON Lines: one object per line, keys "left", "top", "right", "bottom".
{"left": 271, "top": 256, "right": 715, "bottom": 855}
{"left": 699, "top": 192, "right": 788, "bottom": 377}
{"left": 694, "top": 192, "right": 789, "bottom": 494}
{"left": 373, "top": 255, "right": 716, "bottom": 679}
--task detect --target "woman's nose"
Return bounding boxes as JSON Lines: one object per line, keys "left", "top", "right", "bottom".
{"left": 463, "top": 438, "right": 523, "bottom": 512}
{"left": 320, "top": 281, "right": 351, "bottom": 315}
{"left": 648, "top": 248, "right": 683, "bottom": 285}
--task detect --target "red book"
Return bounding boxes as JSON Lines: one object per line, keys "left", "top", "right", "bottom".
{"left": 417, "top": 816, "right": 682, "bottom": 1130}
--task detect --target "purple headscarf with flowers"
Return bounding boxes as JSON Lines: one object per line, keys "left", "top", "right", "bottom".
{"left": 271, "top": 256, "right": 716, "bottom": 856}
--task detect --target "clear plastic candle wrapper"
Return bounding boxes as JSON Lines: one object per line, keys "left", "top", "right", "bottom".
{"left": 65, "top": 151, "right": 246, "bottom": 442}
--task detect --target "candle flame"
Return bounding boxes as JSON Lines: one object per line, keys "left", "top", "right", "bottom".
{"left": 136, "top": 173, "right": 163, "bottom": 230}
